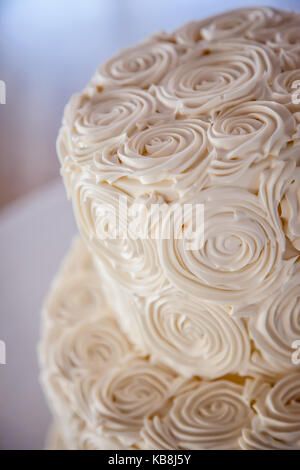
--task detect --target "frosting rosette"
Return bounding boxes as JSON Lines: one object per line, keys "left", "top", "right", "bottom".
{"left": 159, "top": 186, "right": 292, "bottom": 305}
{"left": 128, "top": 290, "right": 250, "bottom": 379}
{"left": 263, "top": 25, "right": 300, "bottom": 70}
{"left": 62, "top": 115, "right": 212, "bottom": 199}
{"left": 249, "top": 265, "right": 300, "bottom": 373}
{"left": 76, "top": 360, "right": 177, "bottom": 447}
{"left": 255, "top": 17, "right": 300, "bottom": 70}
{"left": 241, "top": 374, "right": 300, "bottom": 449}
{"left": 153, "top": 40, "right": 277, "bottom": 116}
{"left": 272, "top": 70, "right": 300, "bottom": 112}
{"left": 44, "top": 7, "right": 300, "bottom": 450}
{"left": 49, "top": 317, "right": 132, "bottom": 380}
{"left": 258, "top": 160, "right": 297, "bottom": 248}
{"left": 41, "top": 235, "right": 300, "bottom": 450}
{"left": 72, "top": 178, "right": 167, "bottom": 295}
{"left": 174, "top": 8, "right": 293, "bottom": 45}
{"left": 58, "top": 87, "right": 156, "bottom": 166}
{"left": 141, "top": 416, "right": 179, "bottom": 449}
{"left": 240, "top": 429, "right": 295, "bottom": 450}
{"left": 143, "top": 379, "right": 251, "bottom": 450}
{"left": 208, "top": 100, "right": 295, "bottom": 182}
{"left": 274, "top": 26, "right": 300, "bottom": 51}
{"left": 44, "top": 271, "right": 107, "bottom": 325}
{"left": 113, "top": 117, "right": 211, "bottom": 194}
{"left": 93, "top": 40, "right": 181, "bottom": 89}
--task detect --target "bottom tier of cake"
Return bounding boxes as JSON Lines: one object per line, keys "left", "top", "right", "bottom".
{"left": 39, "top": 237, "right": 300, "bottom": 450}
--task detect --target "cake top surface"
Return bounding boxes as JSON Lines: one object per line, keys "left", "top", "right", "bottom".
{"left": 58, "top": 6, "right": 300, "bottom": 202}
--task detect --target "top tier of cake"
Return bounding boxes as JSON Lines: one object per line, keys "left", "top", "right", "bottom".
{"left": 54, "top": 7, "right": 300, "bottom": 380}
{"left": 58, "top": 6, "right": 300, "bottom": 200}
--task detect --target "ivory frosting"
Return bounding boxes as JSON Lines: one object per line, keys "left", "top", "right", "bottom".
{"left": 41, "top": 239, "right": 300, "bottom": 450}
{"left": 41, "top": 7, "right": 300, "bottom": 450}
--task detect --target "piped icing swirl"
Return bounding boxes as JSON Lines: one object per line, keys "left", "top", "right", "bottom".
{"left": 49, "top": 317, "right": 132, "bottom": 380}
{"left": 174, "top": 8, "right": 295, "bottom": 45}
{"left": 240, "top": 374, "right": 300, "bottom": 449}
{"left": 113, "top": 117, "right": 211, "bottom": 193}
{"left": 142, "top": 379, "right": 252, "bottom": 450}
{"left": 93, "top": 40, "right": 183, "bottom": 89}
{"left": 71, "top": 360, "right": 177, "bottom": 447}
{"left": 119, "top": 290, "right": 250, "bottom": 379}
{"left": 59, "top": 87, "right": 156, "bottom": 166}
{"left": 153, "top": 40, "right": 277, "bottom": 116}
{"left": 41, "top": 238, "right": 300, "bottom": 450}
{"left": 159, "top": 186, "right": 293, "bottom": 305}
{"left": 72, "top": 179, "right": 168, "bottom": 295}
{"left": 249, "top": 265, "right": 300, "bottom": 373}
{"left": 46, "top": 6, "right": 300, "bottom": 450}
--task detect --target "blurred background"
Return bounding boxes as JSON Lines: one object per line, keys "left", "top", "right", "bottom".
{"left": 0, "top": 0, "right": 299, "bottom": 450}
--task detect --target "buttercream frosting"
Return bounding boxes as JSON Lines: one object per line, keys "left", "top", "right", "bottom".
{"left": 42, "top": 7, "right": 300, "bottom": 450}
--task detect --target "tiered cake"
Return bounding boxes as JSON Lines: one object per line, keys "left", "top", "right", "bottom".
{"left": 40, "top": 7, "right": 300, "bottom": 450}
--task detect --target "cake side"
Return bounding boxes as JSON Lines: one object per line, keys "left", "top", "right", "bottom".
{"left": 39, "top": 238, "right": 300, "bottom": 450}
{"left": 40, "top": 6, "right": 300, "bottom": 450}
{"left": 57, "top": 6, "right": 300, "bottom": 379}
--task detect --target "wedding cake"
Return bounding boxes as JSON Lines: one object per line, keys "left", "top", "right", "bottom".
{"left": 40, "top": 7, "right": 300, "bottom": 450}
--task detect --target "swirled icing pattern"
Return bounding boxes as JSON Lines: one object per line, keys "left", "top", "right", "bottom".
{"left": 42, "top": 7, "right": 300, "bottom": 449}
{"left": 142, "top": 379, "right": 252, "bottom": 450}
{"left": 113, "top": 288, "right": 250, "bottom": 379}
{"left": 41, "top": 238, "right": 300, "bottom": 450}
